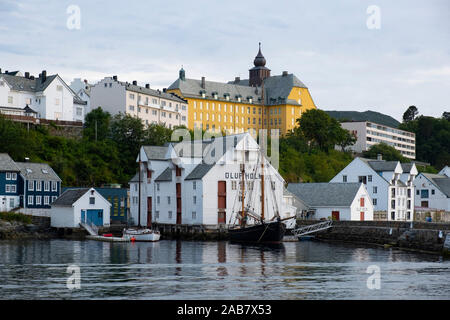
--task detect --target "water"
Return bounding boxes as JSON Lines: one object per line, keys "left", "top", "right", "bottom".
{"left": 0, "top": 239, "right": 448, "bottom": 300}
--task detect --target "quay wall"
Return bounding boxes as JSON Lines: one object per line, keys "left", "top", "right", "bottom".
{"left": 297, "top": 220, "right": 450, "bottom": 254}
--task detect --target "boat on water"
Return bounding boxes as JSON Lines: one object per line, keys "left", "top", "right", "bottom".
{"left": 122, "top": 151, "right": 161, "bottom": 242}
{"left": 123, "top": 228, "right": 160, "bottom": 242}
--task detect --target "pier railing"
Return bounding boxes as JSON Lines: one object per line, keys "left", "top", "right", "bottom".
{"left": 292, "top": 220, "right": 333, "bottom": 237}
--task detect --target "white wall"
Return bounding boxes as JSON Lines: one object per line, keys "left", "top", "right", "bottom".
{"left": 414, "top": 174, "right": 450, "bottom": 211}
{"left": 41, "top": 76, "right": 75, "bottom": 121}
{"left": 90, "top": 77, "right": 126, "bottom": 115}
{"left": 50, "top": 206, "right": 75, "bottom": 228}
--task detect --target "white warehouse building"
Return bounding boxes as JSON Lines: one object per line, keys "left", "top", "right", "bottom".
{"left": 128, "top": 133, "right": 296, "bottom": 229}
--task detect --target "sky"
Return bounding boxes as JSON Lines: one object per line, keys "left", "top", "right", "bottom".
{"left": 0, "top": 0, "right": 449, "bottom": 121}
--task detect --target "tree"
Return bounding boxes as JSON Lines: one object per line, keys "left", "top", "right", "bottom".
{"left": 83, "top": 107, "right": 111, "bottom": 141}
{"left": 297, "top": 109, "right": 354, "bottom": 153}
{"left": 336, "top": 129, "right": 357, "bottom": 152}
{"left": 443, "top": 112, "right": 450, "bottom": 121}
{"left": 402, "top": 105, "right": 418, "bottom": 123}
{"left": 362, "top": 143, "right": 409, "bottom": 162}
{"left": 144, "top": 123, "right": 173, "bottom": 146}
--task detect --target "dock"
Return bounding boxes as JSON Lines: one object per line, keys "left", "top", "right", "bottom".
{"left": 86, "top": 235, "right": 130, "bottom": 242}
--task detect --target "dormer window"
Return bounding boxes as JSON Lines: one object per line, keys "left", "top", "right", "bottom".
{"left": 200, "top": 90, "right": 206, "bottom": 98}
{"left": 247, "top": 96, "right": 253, "bottom": 103}
{"left": 224, "top": 93, "right": 230, "bottom": 101}
{"left": 212, "top": 92, "right": 218, "bottom": 99}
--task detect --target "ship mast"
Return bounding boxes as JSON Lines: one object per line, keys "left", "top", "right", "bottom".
{"left": 241, "top": 157, "right": 246, "bottom": 226}
{"left": 260, "top": 76, "right": 265, "bottom": 222}
{"left": 138, "top": 148, "right": 141, "bottom": 228}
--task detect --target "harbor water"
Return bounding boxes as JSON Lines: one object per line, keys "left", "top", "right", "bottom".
{"left": 0, "top": 239, "right": 449, "bottom": 300}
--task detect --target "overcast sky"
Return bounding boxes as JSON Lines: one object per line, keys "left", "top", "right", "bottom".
{"left": 1, "top": 0, "right": 449, "bottom": 121}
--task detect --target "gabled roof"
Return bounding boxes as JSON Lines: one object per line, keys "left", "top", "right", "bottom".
{"left": 154, "top": 167, "right": 173, "bottom": 182}
{"left": 51, "top": 188, "right": 90, "bottom": 206}
{"left": 421, "top": 173, "right": 450, "bottom": 197}
{"left": 184, "top": 163, "right": 215, "bottom": 180}
{"left": 0, "top": 153, "right": 20, "bottom": 172}
{"left": 0, "top": 73, "right": 58, "bottom": 93}
{"left": 15, "top": 162, "right": 61, "bottom": 181}
{"left": 143, "top": 146, "right": 169, "bottom": 160}
{"left": 287, "top": 183, "right": 362, "bottom": 207}
{"left": 366, "top": 160, "right": 398, "bottom": 172}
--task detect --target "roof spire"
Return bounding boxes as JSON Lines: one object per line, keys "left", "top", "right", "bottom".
{"left": 254, "top": 42, "right": 266, "bottom": 67}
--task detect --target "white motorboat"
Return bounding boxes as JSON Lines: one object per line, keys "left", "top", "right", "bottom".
{"left": 123, "top": 228, "right": 161, "bottom": 242}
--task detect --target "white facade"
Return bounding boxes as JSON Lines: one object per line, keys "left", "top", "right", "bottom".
{"left": 340, "top": 121, "right": 416, "bottom": 159}
{"left": 330, "top": 158, "right": 417, "bottom": 221}
{"left": 90, "top": 77, "right": 188, "bottom": 129}
{"left": 414, "top": 173, "right": 450, "bottom": 212}
{"left": 0, "top": 71, "right": 84, "bottom": 122}
{"left": 70, "top": 78, "right": 91, "bottom": 116}
{"left": 50, "top": 188, "right": 111, "bottom": 228}
{"left": 129, "top": 133, "right": 294, "bottom": 229}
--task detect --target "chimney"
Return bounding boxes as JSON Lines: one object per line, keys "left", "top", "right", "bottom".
{"left": 25, "top": 72, "right": 30, "bottom": 78}
{"left": 201, "top": 77, "right": 205, "bottom": 89}
{"left": 30, "top": 76, "right": 35, "bottom": 80}
{"left": 235, "top": 76, "right": 240, "bottom": 83}
{"left": 282, "top": 71, "right": 288, "bottom": 76}
{"left": 145, "top": 84, "right": 150, "bottom": 89}
{"left": 377, "top": 154, "right": 383, "bottom": 161}
{"left": 113, "top": 75, "right": 117, "bottom": 81}
{"left": 163, "top": 88, "right": 167, "bottom": 93}
{"left": 84, "top": 79, "right": 87, "bottom": 83}
{"left": 132, "top": 80, "right": 137, "bottom": 86}
{"left": 41, "top": 70, "right": 47, "bottom": 83}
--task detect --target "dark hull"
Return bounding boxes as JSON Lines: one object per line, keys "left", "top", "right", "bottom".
{"left": 228, "top": 221, "right": 286, "bottom": 243}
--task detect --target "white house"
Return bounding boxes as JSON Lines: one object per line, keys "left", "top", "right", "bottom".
{"left": 129, "top": 132, "right": 296, "bottom": 229}
{"left": 90, "top": 76, "right": 188, "bottom": 129}
{"left": 414, "top": 172, "right": 450, "bottom": 212}
{"left": 50, "top": 188, "right": 111, "bottom": 228}
{"left": 439, "top": 166, "right": 450, "bottom": 177}
{"left": 0, "top": 69, "right": 85, "bottom": 122}
{"left": 70, "top": 78, "right": 91, "bottom": 116}
{"left": 330, "top": 157, "right": 418, "bottom": 221}
{"left": 287, "top": 183, "right": 374, "bottom": 221}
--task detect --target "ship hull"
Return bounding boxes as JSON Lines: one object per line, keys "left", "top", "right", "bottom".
{"left": 228, "top": 221, "right": 286, "bottom": 243}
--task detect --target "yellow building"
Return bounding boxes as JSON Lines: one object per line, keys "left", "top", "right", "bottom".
{"left": 167, "top": 44, "right": 316, "bottom": 135}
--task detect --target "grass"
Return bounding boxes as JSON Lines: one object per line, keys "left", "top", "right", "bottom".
{"left": 0, "top": 212, "right": 32, "bottom": 224}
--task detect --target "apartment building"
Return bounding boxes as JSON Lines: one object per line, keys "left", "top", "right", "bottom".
{"left": 340, "top": 121, "right": 416, "bottom": 159}
{"left": 90, "top": 76, "right": 188, "bottom": 129}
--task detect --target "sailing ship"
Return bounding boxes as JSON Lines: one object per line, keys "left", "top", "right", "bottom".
{"left": 228, "top": 76, "right": 290, "bottom": 243}
{"left": 123, "top": 151, "right": 161, "bottom": 242}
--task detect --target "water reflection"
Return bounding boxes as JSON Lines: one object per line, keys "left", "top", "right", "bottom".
{"left": 0, "top": 239, "right": 448, "bottom": 300}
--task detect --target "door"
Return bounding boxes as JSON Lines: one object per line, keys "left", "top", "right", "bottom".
{"left": 360, "top": 212, "right": 365, "bottom": 221}
{"left": 421, "top": 201, "right": 428, "bottom": 208}
{"left": 81, "top": 210, "right": 86, "bottom": 223}
{"left": 147, "top": 197, "right": 152, "bottom": 227}
{"left": 332, "top": 211, "right": 340, "bottom": 221}
{"left": 218, "top": 181, "right": 226, "bottom": 224}
{"left": 176, "top": 183, "right": 182, "bottom": 224}
{"left": 87, "top": 209, "right": 103, "bottom": 226}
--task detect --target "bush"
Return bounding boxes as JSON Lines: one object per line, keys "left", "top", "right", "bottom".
{"left": 0, "top": 212, "right": 32, "bottom": 224}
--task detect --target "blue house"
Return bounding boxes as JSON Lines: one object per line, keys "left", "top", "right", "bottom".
{"left": 0, "top": 153, "right": 21, "bottom": 212}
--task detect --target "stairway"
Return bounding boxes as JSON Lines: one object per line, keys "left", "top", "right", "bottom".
{"left": 292, "top": 221, "right": 333, "bottom": 237}
{"left": 79, "top": 221, "right": 99, "bottom": 236}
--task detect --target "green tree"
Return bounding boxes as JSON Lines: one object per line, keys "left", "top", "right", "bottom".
{"left": 83, "top": 107, "right": 111, "bottom": 141}
{"left": 362, "top": 143, "right": 409, "bottom": 162}
{"left": 402, "top": 105, "right": 418, "bottom": 123}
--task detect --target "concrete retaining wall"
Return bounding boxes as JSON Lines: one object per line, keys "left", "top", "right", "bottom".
{"left": 297, "top": 220, "right": 449, "bottom": 254}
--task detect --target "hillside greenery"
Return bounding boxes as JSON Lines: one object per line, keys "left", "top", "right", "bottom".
{"left": 325, "top": 110, "right": 400, "bottom": 128}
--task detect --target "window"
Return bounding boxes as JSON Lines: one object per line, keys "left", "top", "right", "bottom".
{"left": 44, "top": 196, "right": 50, "bottom": 205}
{"left": 89, "top": 197, "right": 95, "bottom": 204}
{"left": 193, "top": 196, "right": 196, "bottom": 204}
{"left": 129, "top": 93, "right": 135, "bottom": 99}
{"left": 391, "top": 200, "right": 395, "bottom": 209}
{"left": 157, "top": 196, "right": 160, "bottom": 204}
{"left": 28, "top": 180, "right": 34, "bottom": 191}
{"left": 232, "top": 181, "right": 237, "bottom": 190}
{"left": 52, "top": 181, "right": 57, "bottom": 192}
{"left": 373, "top": 198, "right": 377, "bottom": 206}
{"left": 11, "top": 173, "right": 17, "bottom": 180}
{"left": 271, "top": 181, "right": 276, "bottom": 190}
{"left": 155, "top": 211, "right": 159, "bottom": 219}
{"left": 368, "top": 175, "right": 372, "bottom": 182}
{"left": 11, "top": 185, "right": 16, "bottom": 193}
{"left": 36, "top": 196, "right": 42, "bottom": 205}
{"left": 9, "top": 198, "right": 14, "bottom": 208}
{"left": 358, "top": 176, "right": 367, "bottom": 184}
{"left": 55, "top": 98, "right": 60, "bottom": 105}
{"left": 373, "top": 186, "right": 378, "bottom": 194}
{"left": 8, "top": 96, "right": 13, "bottom": 104}
{"left": 391, "top": 212, "right": 395, "bottom": 220}
{"left": 431, "top": 189, "right": 435, "bottom": 195}
{"left": 420, "top": 190, "right": 429, "bottom": 199}
{"left": 167, "top": 196, "right": 171, "bottom": 204}
{"left": 52, "top": 196, "right": 57, "bottom": 203}
{"left": 76, "top": 108, "right": 83, "bottom": 116}
{"left": 28, "top": 196, "right": 34, "bottom": 205}
{"left": 5, "top": 185, "right": 11, "bottom": 193}
{"left": 56, "top": 85, "right": 63, "bottom": 91}
{"left": 6, "top": 172, "right": 11, "bottom": 180}
{"left": 343, "top": 175, "right": 347, "bottom": 183}
{"left": 193, "top": 181, "right": 197, "bottom": 190}
{"left": 36, "top": 181, "right": 42, "bottom": 191}
{"left": 192, "top": 212, "right": 197, "bottom": 220}
{"left": 157, "top": 183, "right": 160, "bottom": 191}
{"left": 129, "top": 105, "right": 134, "bottom": 111}
{"left": 416, "top": 190, "right": 420, "bottom": 196}
{"left": 168, "top": 211, "right": 172, "bottom": 219}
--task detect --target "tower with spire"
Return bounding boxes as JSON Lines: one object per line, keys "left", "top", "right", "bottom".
{"left": 249, "top": 42, "right": 271, "bottom": 87}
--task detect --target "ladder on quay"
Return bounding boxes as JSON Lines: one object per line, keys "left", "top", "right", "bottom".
{"left": 80, "top": 221, "right": 99, "bottom": 236}
{"left": 292, "top": 220, "right": 333, "bottom": 237}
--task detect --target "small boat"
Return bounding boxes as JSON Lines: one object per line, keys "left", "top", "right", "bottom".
{"left": 123, "top": 228, "right": 160, "bottom": 242}
{"left": 298, "top": 235, "right": 315, "bottom": 241}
